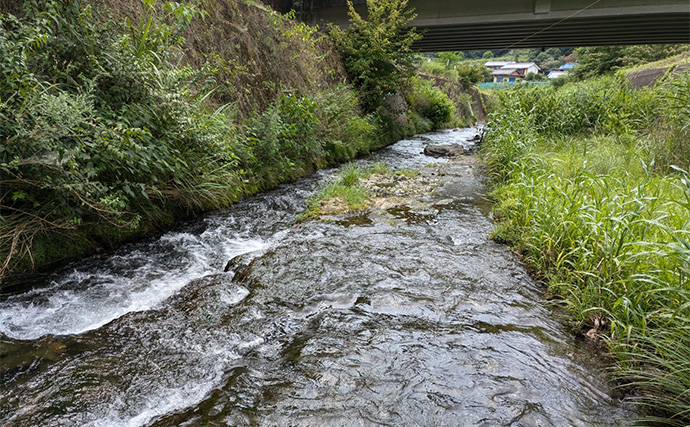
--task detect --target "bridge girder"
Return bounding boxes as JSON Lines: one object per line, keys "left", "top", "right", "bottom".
{"left": 284, "top": 0, "right": 690, "bottom": 51}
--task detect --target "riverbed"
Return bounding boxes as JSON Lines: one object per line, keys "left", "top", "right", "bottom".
{"left": 0, "top": 128, "right": 632, "bottom": 426}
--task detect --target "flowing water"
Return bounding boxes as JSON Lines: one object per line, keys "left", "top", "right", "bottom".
{"left": 0, "top": 128, "right": 632, "bottom": 426}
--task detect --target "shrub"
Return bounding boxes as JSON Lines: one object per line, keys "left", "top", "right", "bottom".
{"left": 329, "top": 0, "right": 422, "bottom": 113}
{"left": 0, "top": 0, "right": 384, "bottom": 282}
{"left": 456, "top": 65, "right": 487, "bottom": 87}
{"left": 0, "top": 0, "right": 250, "bottom": 275}
{"left": 419, "top": 60, "right": 450, "bottom": 77}
{"left": 408, "top": 79, "right": 455, "bottom": 129}
{"left": 572, "top": 45, "right": 688, "bottom": 80}
{"left": 525, "top": 72, "right": 546, "bottom": 81}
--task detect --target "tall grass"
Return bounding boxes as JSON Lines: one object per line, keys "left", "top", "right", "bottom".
{"left": 482, "top": 72, "right": 690, "bottom": 423}
{"left": 0, "top": 0, "right": 404, "bottom": 283}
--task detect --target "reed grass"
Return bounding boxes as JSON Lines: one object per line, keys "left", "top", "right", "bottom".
{"left": 482, "top": 72, "right": 690, "bottom": 423}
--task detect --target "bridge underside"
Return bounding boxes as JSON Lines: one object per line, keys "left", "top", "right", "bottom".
{"left": 414, "top": 13, "right": 690, "bottom": 51}
{"left": 288, "top": 0, "right": 690, "bottom": 51}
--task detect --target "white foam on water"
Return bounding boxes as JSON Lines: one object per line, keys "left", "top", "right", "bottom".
{"left": 90, "top": 336, "right": 266, "bottom": 427}
{"left": 0, "top": 228, "right": 268, "bottom": 340}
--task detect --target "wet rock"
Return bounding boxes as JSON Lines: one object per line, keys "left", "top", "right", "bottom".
{"left": 424, "top": 144, "right": 465, "bottom": 158}
{"left": 224, "top": 254, "right": 252, "bottom": 274}
{"left": 318, "top": 196, "right": 349, "bottom": 215}
{"left": 371, "top": 196, "right": 427, "bottom": 210}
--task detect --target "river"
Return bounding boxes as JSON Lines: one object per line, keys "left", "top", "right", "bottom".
{"left": 0, "top": 128, "right": 632, "bottom": 426}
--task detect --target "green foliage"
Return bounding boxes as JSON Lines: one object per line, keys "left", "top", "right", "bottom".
{"left": 419, "top": 58, "right": 488, "bottom": 87}
{"left": 311, "top": 85, "right": 379, "bottom": 160}
{"left": 407, "top": 78, "right": 455, "bottom": 129}
{"left": 482, "top": 73, "right": 690, "bottom": 424}
{"left": 244, "top": 85, "right": 379, "bottom": 188}
{"left": 572, "top": 45, "right": 688, "bottom": 80}
{"left": 615, "top": 329, "right": 690, "bottom": 426}
{"left": 0, "top": 0, "right": 390, "bottom": 282}
{"left": 525, "top": 72, "right": 546, "bottom": 82}
{"left": 456, "top": 65, "right": 488, "bottom": 87}
{"left": 550, "top": 74, "right": 572, "bottom": 88}
{"left": 328, "top": 0, "right": 422, "bottom": 112}
{"left": 418, "top": 60, "right": 448, "bottom": 77}
{"left": 483, "top": 76, "right": 656, "bottom": 149}
{"left": 437, "top": 51, "right": 463, "bottom": 69}
{"left": 0, "top": 0, "right": 246, "bottom": 275}
{"left": 571, "top": 46, "right": 629, "bottom": 80}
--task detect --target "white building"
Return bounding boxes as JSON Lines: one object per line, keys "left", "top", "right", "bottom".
{"left": 547, "top": 70, "right": 568, "bottom": 79}
{"left": 484, "top": 61, "right": 516, "bottom": 70}
{"left": 492, "top": 62, "right": 541, "bottom": 83}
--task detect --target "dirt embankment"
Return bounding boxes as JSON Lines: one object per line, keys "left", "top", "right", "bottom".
{"left": 626, "top": 63, "right": 690, "bottom": 89}
{"left": 90, "top": 0, "right": 346, "bottom": 119}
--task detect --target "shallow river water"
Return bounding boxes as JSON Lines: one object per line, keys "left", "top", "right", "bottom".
{"left": 0, "top": 129, "right": 632, "bottom": 426}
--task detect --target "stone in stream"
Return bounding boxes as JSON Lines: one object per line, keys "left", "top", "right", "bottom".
{"left": 423, "top": 144, "right": 465, "bottom": 158}
{"left": 224, "top": 253, "right": 252, "bottom": 274}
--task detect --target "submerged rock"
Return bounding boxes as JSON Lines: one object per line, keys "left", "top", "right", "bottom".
{"left": 424, "top": 144, "right": 465, "bottom": 158}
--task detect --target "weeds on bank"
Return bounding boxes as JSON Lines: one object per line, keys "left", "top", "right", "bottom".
{"left": 0, "top": 0, "right": 381, "bottom": 280}
{"left": 482, "top": 72, "right": 690, "bottom": 423}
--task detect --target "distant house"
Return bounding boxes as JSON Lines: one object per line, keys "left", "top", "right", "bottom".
{"left": 548, "top": 63, "right": 577, "bottom": 79}
{"left": 492, "top": 62, "right": 540, "bottom": 83}
{"left": 485, "top": 61, "right": 516, "bottom": 71}
{"left": 547, "top": 70, "right": 568, "bottom": 79}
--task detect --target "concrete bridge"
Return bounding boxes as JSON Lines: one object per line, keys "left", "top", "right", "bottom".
{"left": 269, "top": 0, "right": 689, "bottom": 51}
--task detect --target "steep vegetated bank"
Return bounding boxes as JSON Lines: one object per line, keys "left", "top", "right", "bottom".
{"left": 0, "top": 0, "right": 474, "bottom": 286}
{"left": 481, "top": 69, "right": 690, "bottom": 424}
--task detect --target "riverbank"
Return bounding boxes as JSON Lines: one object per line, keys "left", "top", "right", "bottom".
{"left": 481, "top": 71, "right": 690, "bottom": 424}
{"left": 0, "top": 0, "right": 479, "bottom": 289}
{"left": 0, "top": 128, "right": 632, "bottom": 425}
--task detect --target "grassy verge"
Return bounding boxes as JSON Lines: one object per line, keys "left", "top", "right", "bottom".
{"left": 481, "top": 72, "right": 690, "bottom": 424}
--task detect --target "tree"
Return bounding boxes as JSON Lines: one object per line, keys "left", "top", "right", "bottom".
{"left": 525, "top": 72, "right": 546, "bottom": 81}
{"left": 438, "top": 51, "right": 463, "bottom": 69}
{"left": 329, "top": 0, "right": 422, "bottom": 112}
{"left": 482, "top": 50, "right": 494, "bottom": 59}
{"left": 456, "top": 65, "right": 488, "bottom": 87}
{"left": 571, "top": 46, "right": 630, "bottom": 80}
{"left": 572, "top": 45, "right": 687, "bottom": 80}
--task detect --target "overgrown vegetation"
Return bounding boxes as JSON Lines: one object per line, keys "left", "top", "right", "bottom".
{"left": 481, "top": 71, "right": 690, "bottom": 424}
{"left": 328, "top": 0, "right": 478, "bottom": 131}
{"left": 328, "top": 0, "right": 422, "bottom": 113}
{"left": 406, "top": 78, "right": 455, "bottom": 129}
{"left": 571, "top": 45, "right": 689, "bottom": 80}
{"left": 419, "top": 57, "right": 490, "bottom": 88}
{"left": 0, "top": 0, "right": 474, "bottom": 284}
{"left": 1, "top": 0, "right": 240, "bottom": 276}
{"left": 0, "top": 0, "right": 411, "bottom": 283}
